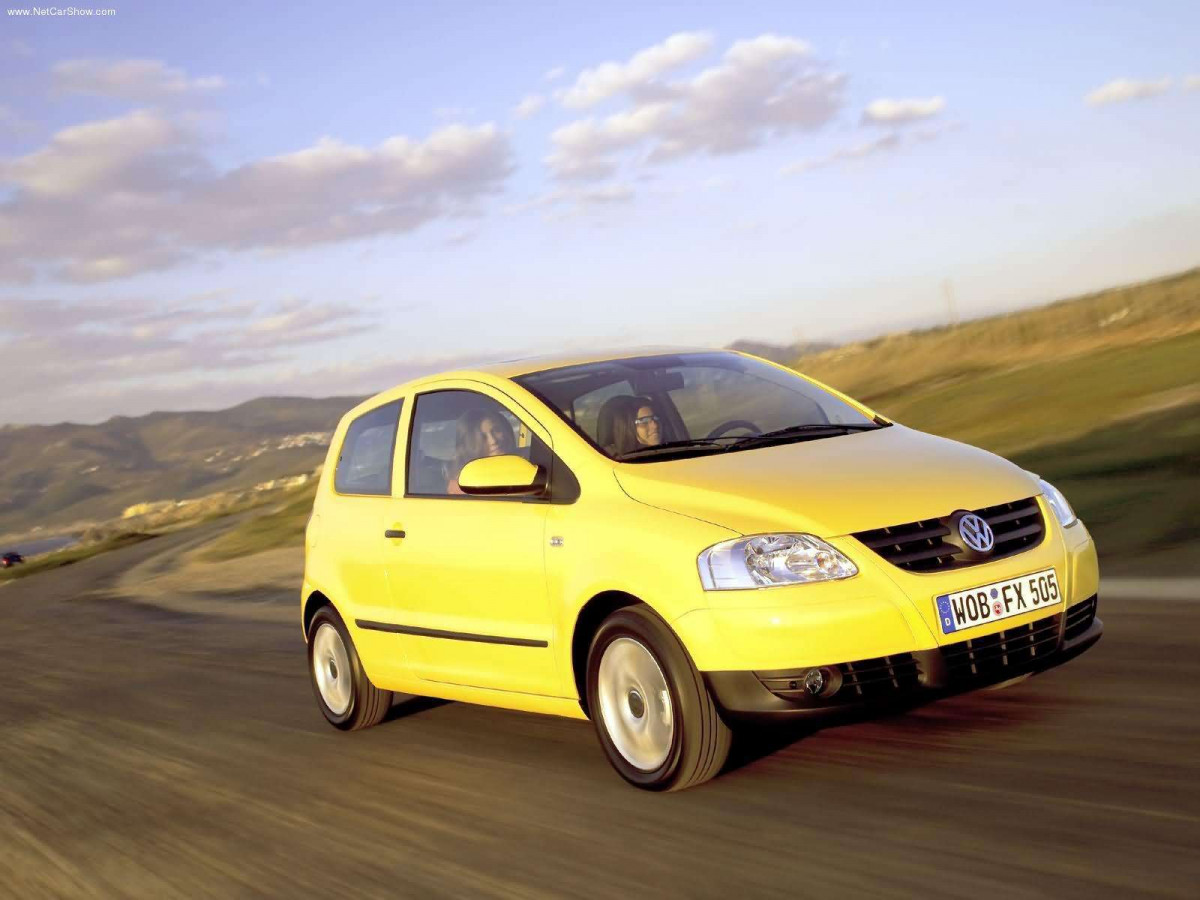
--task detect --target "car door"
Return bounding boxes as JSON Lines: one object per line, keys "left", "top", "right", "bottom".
{"left": 380, "top": 382, "right": 561, "bottom": 696}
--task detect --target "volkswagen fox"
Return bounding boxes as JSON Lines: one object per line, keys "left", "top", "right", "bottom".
{"left": 301, "top": 349, "right": 1101, "bottom": 790}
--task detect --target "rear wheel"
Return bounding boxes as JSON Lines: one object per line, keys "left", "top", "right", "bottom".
{"left": 307, "top": 605, "right": 392, "bottom": 730}
{"left": 586, "top": 605, "right": 731, "bottom": 790}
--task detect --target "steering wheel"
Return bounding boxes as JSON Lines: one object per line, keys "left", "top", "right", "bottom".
{"left": 705, "top": 419, "right": 762, "bottom": 440}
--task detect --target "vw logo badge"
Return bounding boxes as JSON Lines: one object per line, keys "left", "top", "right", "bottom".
{"left": 958, "top": 513, "right": 995, "bottom": 553}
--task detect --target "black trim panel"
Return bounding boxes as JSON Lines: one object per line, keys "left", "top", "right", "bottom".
{"left": 705, "top": 600, "right": 1102, "bottom": 722}
{"left": 355, "top": 619, "right": 548, "bottom": 648}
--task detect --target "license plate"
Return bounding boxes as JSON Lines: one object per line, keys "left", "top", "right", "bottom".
{"left": 935, "top": 568, "right": 1062, "bottom": 635}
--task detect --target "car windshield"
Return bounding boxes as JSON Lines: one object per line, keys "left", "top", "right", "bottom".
{"left": 514, "top": 352, "right": 882, "bottom": 462}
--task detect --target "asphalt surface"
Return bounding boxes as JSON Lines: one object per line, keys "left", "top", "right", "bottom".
{"left": 2, "top": 528, "right": 1198, "bottom": 899}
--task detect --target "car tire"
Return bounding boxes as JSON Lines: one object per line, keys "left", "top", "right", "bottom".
{"left": 307, "top": 605, "right": 392, "bottom": 731}
{"left": 586, "top": 605, "right": 731, "bottom": 791}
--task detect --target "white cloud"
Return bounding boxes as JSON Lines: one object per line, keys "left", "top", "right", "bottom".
{"left": 52, "top": 58, "right": 225, "bottom": 101}
{"left": 1183, "top": 74, "right": 1200, "bottom": 91}
{"left": 781, "top": 132, "right": 902, "bottom": 175}
{"left": 560, "top": 31, "right": 715, "bottom": 108}
{"left": 0, "top": 292, "right": 500, "bottom": 423}
{"left": 0, "top": 293, "right": 378, "bottom": 413}
{"left": 7, "top": 350, "right": 485, "bottom": 425}
{"left": 572, "top": 183, "right": 634, "bottom": 205}
{"left": 781, "top": 121, "right": 959, "bottom": 176}
{"left": 1, "top": 109, "right": 190, "bottom": 197}
{"left": 506, "top": 183, "right": 634, "bottom": 217}
{"left": 0, "top": 110, "right": 515, "bottom": 282}
{"left": 862, "top": 96, "right": 945, "bottom": 124}
{"left": 544, "top": 66, "right": 566, "bottom": 82}
{"left": 547, "top": 33, "right": 845, "bottom": 181}
{"left": 513, "top": 93, "right": 545, "bottom": 119}
{"left": 7, "top": 39, "right": 34, "bottom": 58}
{"left": 441, "top": 228, "right": 479, "bottom": 247}
{"left": 1084, "top": 77, "right": 1173, "bottom": 107}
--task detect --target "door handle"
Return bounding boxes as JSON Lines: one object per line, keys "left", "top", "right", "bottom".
{"left": 384, "top": 529, "right": 406, "bottom": 539}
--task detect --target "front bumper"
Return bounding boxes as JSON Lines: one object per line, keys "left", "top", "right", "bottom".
{"left": 705, "top": 594, "right": 1102, "bottom": 720}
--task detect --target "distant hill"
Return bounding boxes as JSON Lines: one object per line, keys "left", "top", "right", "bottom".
{"left": 0, "top": 396, "right": 362, "bottom": 537}
{"left": 726, "top": 339, "right": 836, "bottom": 363}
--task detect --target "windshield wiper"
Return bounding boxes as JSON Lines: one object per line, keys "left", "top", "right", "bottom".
{"left": 616, "top": 422, "right": 886, "bottom": 460}
{"left": 726, "top": 422, "right": 883, "bottom": 449}
{"left": 615, "top": 438, "right": 728, "bottom": 460}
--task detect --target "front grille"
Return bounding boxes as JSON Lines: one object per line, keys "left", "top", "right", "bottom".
{"left": 853, "top": 497, "right": 1045, "bottom": 573}
{"left": 941, "top": 612, "right": 1060, "bottom": 683}
{"left": 756, "top": 653, "right": 920, "bottom": 704}
{"left": 1064, "top": 595, "right": 1098, "bottom": 640}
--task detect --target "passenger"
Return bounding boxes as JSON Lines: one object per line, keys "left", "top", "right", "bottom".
{"left": 446, "top": 409, "right": 516, "bottom": 494}
{"left": 597, "top": 395, "right": 662, "bottom": 456}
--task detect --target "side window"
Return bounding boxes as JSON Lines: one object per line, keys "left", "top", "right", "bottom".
{"left": 407, "top": 390, "right": 545, "bottom": 498}
{"left": 334, "top": 400, "right": 402, "bottom": 495}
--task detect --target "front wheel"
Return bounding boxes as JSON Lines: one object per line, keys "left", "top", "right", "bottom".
{"left": 586, "top": 605, "right": 731, "bottom": 790}
{"left": 307, "top": 605, "right": 392, "bottom": 731}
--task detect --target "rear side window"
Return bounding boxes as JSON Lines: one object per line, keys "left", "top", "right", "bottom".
{"left": 334, "top": 400, "right": 402, "bottom": 495}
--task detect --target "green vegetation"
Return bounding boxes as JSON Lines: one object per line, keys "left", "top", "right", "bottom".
{"left": 198, "top": 484, "right": 317, "bottom": 562}
{"left": 1012, "top": 401, "right": 1200, "bottom": 574}
{"left": 0, "top": 532, "right": 157, "bottom": 583}
{"left": 869, "top": 330, "right": 1200, "bottom": 457}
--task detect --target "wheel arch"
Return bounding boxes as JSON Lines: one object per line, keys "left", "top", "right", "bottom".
{"left": 571, "top": 590, "right": 646, "bottom": 717}
{"left": 303, "top": 589, "right": 336, "bottom": 640}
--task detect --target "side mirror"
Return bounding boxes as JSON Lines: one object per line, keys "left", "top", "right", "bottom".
{"left": 458, "top": 454, "right": 545, "bottom": 496}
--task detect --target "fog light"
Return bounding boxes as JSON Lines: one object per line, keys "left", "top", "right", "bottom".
{"left": 803, "top": 668, "right": 826, "bottom": 696}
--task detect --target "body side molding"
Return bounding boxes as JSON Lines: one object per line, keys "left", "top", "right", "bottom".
{"left": 355, "top": 619, "right": 549, "bottom": 648}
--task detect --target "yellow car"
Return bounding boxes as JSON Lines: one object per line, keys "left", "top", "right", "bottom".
{"left": 302, "top": 349, "right": 1101, "bottom": 790}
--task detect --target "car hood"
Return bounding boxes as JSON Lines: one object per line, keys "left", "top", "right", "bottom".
{"left": 613, "top": 425, "right": 1039, "bottom": 537}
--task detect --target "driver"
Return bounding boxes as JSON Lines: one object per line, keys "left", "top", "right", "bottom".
{"left": 598, "top": 395, "right": 661, "bottom": 455}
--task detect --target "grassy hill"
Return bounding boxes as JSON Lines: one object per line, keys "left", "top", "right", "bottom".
{"left": 0, "top": 395, "right": 362, "bottom": 537}
{"left": 795, "top": 267, "right": 1199, "bottom": 415}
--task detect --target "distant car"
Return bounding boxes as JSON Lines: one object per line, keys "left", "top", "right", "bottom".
{"left": 1, "top": 551, "right": 24, "bottom": 568}
{"left": 301, "top": 348, "right": 1102, "bottom": 790}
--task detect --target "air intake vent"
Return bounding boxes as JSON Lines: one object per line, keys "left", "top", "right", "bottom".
{"left": 1064, "top": 595, "right": 1098, "bottom": 640}
{"left": 942, "top": 612, "right": 1061, "bottom": 682}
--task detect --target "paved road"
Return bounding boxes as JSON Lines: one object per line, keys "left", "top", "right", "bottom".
{"left": 2, "top": 530, "right": 1198, "bottom": 898}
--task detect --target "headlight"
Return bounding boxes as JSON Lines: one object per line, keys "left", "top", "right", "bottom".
{"left": 1037, "top": 477, "right": 1078, "bottom": 528}
{"left": 697, "top": 534, "right": 858, "bottom": 590}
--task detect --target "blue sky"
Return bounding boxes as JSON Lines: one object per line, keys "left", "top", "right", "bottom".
{"left": 1, "top": 0, "right": 1198, "bottom": 423}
